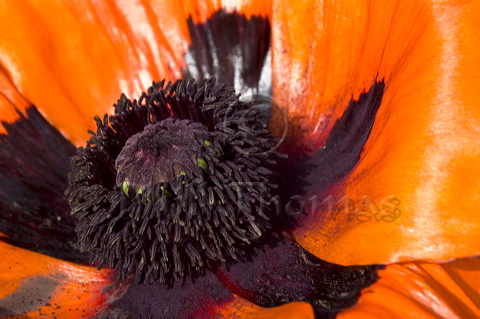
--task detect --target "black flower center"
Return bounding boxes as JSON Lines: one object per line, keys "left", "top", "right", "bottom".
{"left": 66, "top": 78, "right": 284, "bottom": 284}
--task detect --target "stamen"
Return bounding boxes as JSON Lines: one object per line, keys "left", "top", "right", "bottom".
{"left": 66, "top": 78, "right": 285, "bottom": 284}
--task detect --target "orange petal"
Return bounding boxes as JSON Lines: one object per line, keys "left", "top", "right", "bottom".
{"left": 338, "top": 256, "right": 480, "bottom": 318}
{"left": 181, "top": 0, "right": 272, "bottom": 24}
{"left": 0, "top": 241, "right": 125, "bottom": 318}
{"left": 272, "top": 0, "right": 398, "bottom": 150}
{"left": 216, "top": 296, "right": 314, "bottom": 319}
{"left": 0, "top": 0, "right": 190, "bottom": 145}
{"left": 0, "top": 1, "right": 271, "bottom": 145}
{"left": 281, "top": 0, "right": 480, "bottom": 264}
{"left": 0, "top": 65, "right": 28, "bottom": 134}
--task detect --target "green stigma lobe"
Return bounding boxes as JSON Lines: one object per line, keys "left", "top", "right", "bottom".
{"left": 122, "top": 180, "right": 129, "bottom": 196}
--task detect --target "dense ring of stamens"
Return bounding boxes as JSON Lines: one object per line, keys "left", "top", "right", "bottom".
{"left": 66, "top": 78, "right": 284, "bottom": 284}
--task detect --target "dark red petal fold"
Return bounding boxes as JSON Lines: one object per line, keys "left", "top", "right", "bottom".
{"left": 101, "top": 271, "right": 231, "bottom": 318}
{"left": 215, "top": 232, "right": 377, "bottom": 318}
{"left": 101, "top": 267, "right": 314, "bottom": 319}
{"left": 216, "top": 298, "right": 314, "bottom": 319}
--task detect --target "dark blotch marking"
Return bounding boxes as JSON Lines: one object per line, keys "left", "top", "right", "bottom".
{"left": 216, "top": 232, "right": 377, "bottom": 318}
{"left": 277, "top": 80, "right": 386, "bottom": 229}
{"left": 0, "top": 107, "right": 87, "bottom": 263}
{"left": 309, "top": 80, "right": 386, "bottom": 191}
{"left": 184, "top": 10, "right": 271, "bottom": 93}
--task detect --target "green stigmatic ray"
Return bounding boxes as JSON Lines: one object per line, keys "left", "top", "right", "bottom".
{"left": 122, "top": 180, "right": 129, "bottom": 196}
{"left": 196, "top": 158, "right": 208, "bottom": 171}
{"left": 65, "top": 78, "right": 285, "bottom": 284}
{"left": 203, "top": 140, "right": 213, "bottom": 147}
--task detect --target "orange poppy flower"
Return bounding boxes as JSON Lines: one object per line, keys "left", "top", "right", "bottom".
{"left": 0, "top": 0, "right": 479, "bottom": 318}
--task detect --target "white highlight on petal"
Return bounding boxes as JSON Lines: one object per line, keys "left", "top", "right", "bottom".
{"left": 411, "top": 4, "right": 462, "bottom": 256}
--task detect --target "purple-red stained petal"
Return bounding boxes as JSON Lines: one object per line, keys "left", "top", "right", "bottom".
{"left": 100, "top": 269, "right": 234, "bottom": 318}
{"left": 100, "top": 273, "right": 230, "bottom": 318}
{"left": 215, "top": 232, "right": 377, "bottom": 317}
{"left": 102, "top": 271, "right": 315, "bottom": 319}
{"left": 216, "top": 298, "right": 315, "bottom": 319}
